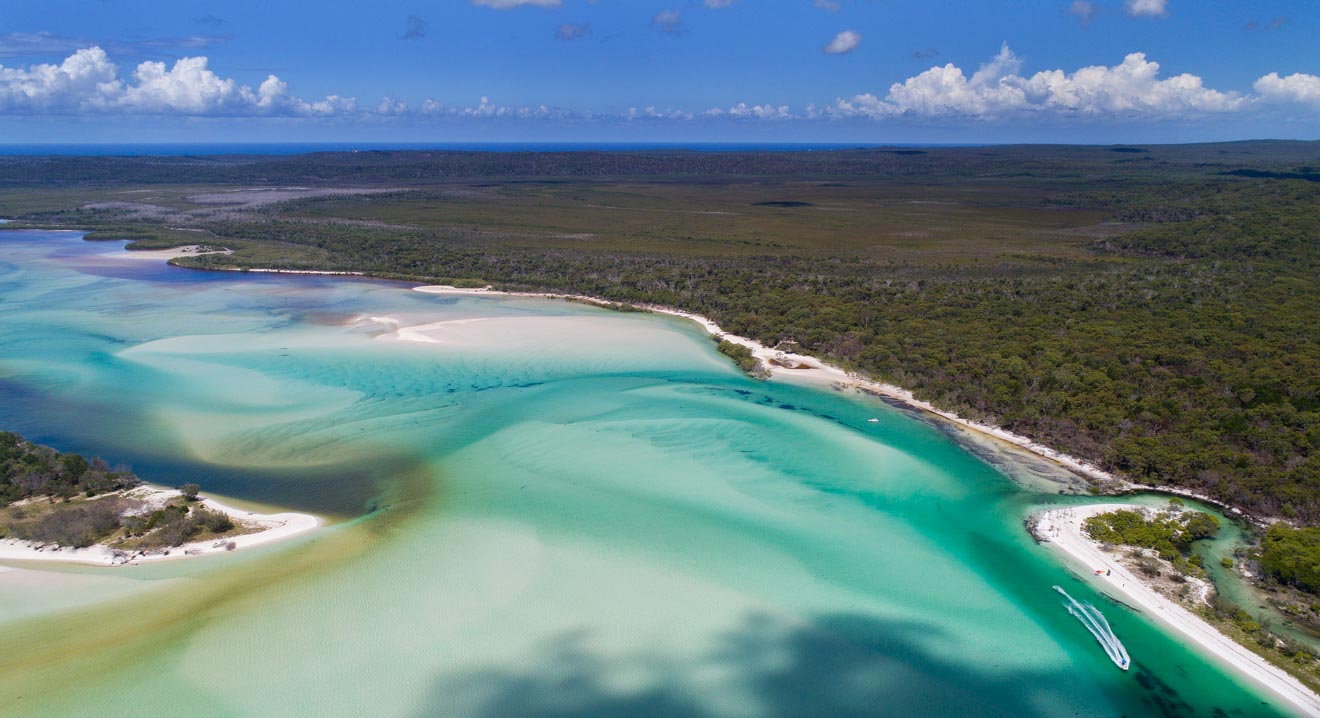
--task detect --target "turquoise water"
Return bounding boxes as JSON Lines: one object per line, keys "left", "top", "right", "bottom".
{"left": 0, "top": 231, "right": 1295, "bottom": 716}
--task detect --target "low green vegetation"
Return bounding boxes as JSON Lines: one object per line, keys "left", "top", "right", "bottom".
{"left": 1202, "top": 595, "right": 1320, "bottom": 691}
{"left": 1260, "top": 524, "right": 1320, "bottom": 595}
{"left": 3, "top": 495, "right": 237, "bottom": 550}
{"left": 716, "top": 339, "right": 761, "bottom": 376}
{"left": 1, "top": 431, "right": 139, "bottom": 504}
{"left": 1083, "top": 507, "right": 1219, "bottom": 566}
{"left": 0, "top": 430, "right": 243, "bottom": 550}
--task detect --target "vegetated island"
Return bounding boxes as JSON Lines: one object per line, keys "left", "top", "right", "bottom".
{"left": 1034, "top": 502, "right": 1320, "bottom": 715}
{"left": 0, "top": 430, "right": 319, "bottom": 565}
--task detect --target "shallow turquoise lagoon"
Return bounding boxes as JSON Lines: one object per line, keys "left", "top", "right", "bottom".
{"left": 0, "top": 232, "right": 1294, "bottom": 716}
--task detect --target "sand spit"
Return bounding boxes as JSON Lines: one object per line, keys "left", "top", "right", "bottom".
{"left": 116, "top": 245, "right": 233, "bottom": 261}
{"left": 1035, "top": 504, "right": 1320, "bottom": 717}
{"left": 0, "top": 486, "right": 320, "bottom": 567}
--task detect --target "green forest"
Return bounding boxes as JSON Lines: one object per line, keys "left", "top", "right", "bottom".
{"left": 0, "top": 431, "right": 139, "bottom": 504}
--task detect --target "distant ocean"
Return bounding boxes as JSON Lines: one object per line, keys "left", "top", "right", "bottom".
{"left": 0, "top": 142, "right": 957, "bottom": 157}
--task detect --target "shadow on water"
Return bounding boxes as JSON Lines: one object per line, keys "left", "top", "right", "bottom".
{"left": 415, "top": 613, "right": 1142, "bottom": 718}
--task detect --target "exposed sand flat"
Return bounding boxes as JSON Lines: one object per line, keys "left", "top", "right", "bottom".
{"left": 1035, "top": 503, "right": 1320, "bottom": 717}
{"left": 0, "top": 486, "right": 319, "bottom": 567}
{"left": 116, "top": 245, "right": 233, "bottom": 261}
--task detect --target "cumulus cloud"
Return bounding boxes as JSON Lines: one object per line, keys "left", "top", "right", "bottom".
{"left": 824, "top": 30, "right": 861, "bottom": 55}
{"left": 830, "top": 44, "right": 1246, "bottom": 120}
{"left": 1069, "top": 1, "right": 1097, "bottom": 24}
{"left": 461, "top": 95, "right": 557, "bottom": 118}
{"left": 1254, "top": 72, "right": 1320, "bottom": 108}
{"left": 1124, "top": 0, "right": 1167, "bottom": 18}
{"left": 472, "top": 0, "right": 561, "bottom": 8}
{"left": 555, "top": 23, "right": 590, "bottom": 41}
{"left": 652, "top": 10, "right": 684, "bottom": 35}
{"left": 376, "top": 97, "right": 407, "bottom": 115}
{"left": 626, "top": 106, "right": 693, "bottom": 120}
{"left": 705, "top": 102, "right": 793, "bottom": 119}
{"left": 0, "top": 46, "right": 348, "bottom": 116}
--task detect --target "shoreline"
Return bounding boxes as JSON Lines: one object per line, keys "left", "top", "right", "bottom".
{"left": 124, "top": 254, "right": 1261, "bottom": 517}
{"left": 0, "top": 486, "right": 320, "bottom": 567}
{"left": 112, "top": 244, "right": 233, "bottom": 262}
{"left": 410, "top": 285, "right": 1131, "bottom": 486}
{"left": 1035, "top": 503, "right": 1320, "bottom": 717}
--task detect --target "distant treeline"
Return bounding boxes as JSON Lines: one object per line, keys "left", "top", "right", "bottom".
{"left": 1, "top": 140, "right": 1318, "bottom": 185}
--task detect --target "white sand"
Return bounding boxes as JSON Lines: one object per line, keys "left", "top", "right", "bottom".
{"left": 1036, "top": 503, "right": 1320, "bottom": 717}
{"left": 0, "top": 486, "right": 320, "bottom": 567}
{"left": 115, "top": 245, "right": 233, "bottom": 261}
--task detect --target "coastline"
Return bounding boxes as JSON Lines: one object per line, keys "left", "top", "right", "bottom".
{"left": 117, "top": 257, "right": 1259, "bottom": 515}
{"left": 1035, "top": 503, "right": 1320, "bottom": 717}
{"left": 410, "top": 284, "right": 1128, "bottom": 486}
{"left": 0, "top": 486, "right": 320, "bottom": 567}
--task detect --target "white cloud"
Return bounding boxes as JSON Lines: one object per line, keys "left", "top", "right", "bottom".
{"left": 0, "top": 47, "right": 120, "bottom": 113}
{"left": 471, "top": 0, "right": 561, "bottom": 8}
{"left": 0, "top": 46, "right": 351, "bottom": 116}
{"left": 830, "top": 44, "right": 1245, "bottom": 120}
{"left": 376, "top": 97, "right": 408, "bottom": 115}
{"left": 705, "top": 102, "right": 793, "bottom": 119}
{"left": 626, "top": 106, "right": 693, "bottom": 120}
{"left": 1254, "top": 72, "right": 1320, "bottom": 108}
{"left": 814, "top": 0, "right": 841, "bottom": 10}
{"left": 1069, "top": 1, "right": 1097, "bottom": 23}
{"left": 456, "top": 96, "right": 558, "bottom": 119}
{"left": 704, "top": 0, "right": 736, "bottom": 7}
{"left": 1124, "top": 0, "right": 1167, "bottom": 18}
{"left": 824, "top": 30, "right": 861, "bottom": 55}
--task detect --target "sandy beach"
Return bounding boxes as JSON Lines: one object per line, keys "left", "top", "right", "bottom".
{"left": 1036, "top": 503, "right": 1320, "bottom": 717}
{"left": 115, "top": 244, "right": 233, "bottom": 261}
{"left": 0, "top": 486, "right": 320, "bottom": 567}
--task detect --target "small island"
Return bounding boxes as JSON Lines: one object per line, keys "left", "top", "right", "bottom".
{"left": 0, "top": 430, "right": 318, "bottom": 565}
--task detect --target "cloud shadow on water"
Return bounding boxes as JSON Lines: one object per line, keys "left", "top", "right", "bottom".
{"left": 413, "top": 612, "right": 1132, "bottom": 718}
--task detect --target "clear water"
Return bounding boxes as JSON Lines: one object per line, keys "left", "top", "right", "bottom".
{"left": 0, "top": 232, "right": 1293, "bottom": 717}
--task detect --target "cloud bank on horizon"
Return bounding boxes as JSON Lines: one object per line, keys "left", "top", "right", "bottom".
{"left": 2, "top": 43, "right": 1316, "bottom": 124}
{"left": 0, "top": 0, "right": 1317, "bottom": 141}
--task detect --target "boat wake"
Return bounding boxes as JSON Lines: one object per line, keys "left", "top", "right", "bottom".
{"left": 1054, "top": 585, "right": 1130, "bottom": 670}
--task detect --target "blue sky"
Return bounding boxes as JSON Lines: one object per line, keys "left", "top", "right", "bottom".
{"left": 1, "top": 0, "right": 1318, "bottom": 143}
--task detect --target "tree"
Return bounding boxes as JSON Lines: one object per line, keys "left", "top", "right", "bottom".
{"left": 179, "top": 483, "right": 201, "bottom": 501}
